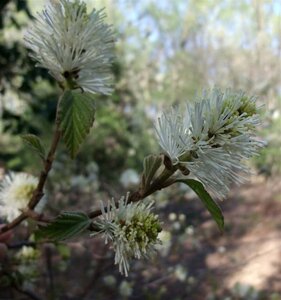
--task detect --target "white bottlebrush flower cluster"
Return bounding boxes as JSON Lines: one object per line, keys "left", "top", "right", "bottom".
{"left": 24, "top": 0, "right": 115, "bottom": 95}
{"left": 92, "top": 194, "right": 162, "bottom": 276}
{"left": 155, "top": 88, "right": 264, "bottom": 199}
{"left": 0, "top": 172, "right": 46, "bottom": 222}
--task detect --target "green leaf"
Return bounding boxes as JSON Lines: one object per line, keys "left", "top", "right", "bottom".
{"left": 21, "top": 134, "right": 46, "bottom": 160}
{"left": 141, "top": 155, "right": 162, "bottom": 190}
{"left": 35, "top": 212, "right": 91, "bottom": 241}
{"left": 58, "top": 90, "right": 96, "bottom": 158}
{"left": 177, "top": 179, "right": 224, "bottom": 231}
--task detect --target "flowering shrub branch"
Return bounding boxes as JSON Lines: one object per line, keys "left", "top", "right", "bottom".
{"left": 0, "top": 0, "right": 264, "bottom": 278}
{"left": 0, "top": 117, "right": 61, "bottom": 233}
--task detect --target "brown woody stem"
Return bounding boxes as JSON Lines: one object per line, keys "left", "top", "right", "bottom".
{"left": 0, "top": 114, "right": 62, "bottom": 233}
{"left": 88, "top": 164, "right": 177, "bottom": 219}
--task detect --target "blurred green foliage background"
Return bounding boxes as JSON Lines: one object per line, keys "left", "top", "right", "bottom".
{"left": 0, "top": 1, "right": 281, "bottom": 299}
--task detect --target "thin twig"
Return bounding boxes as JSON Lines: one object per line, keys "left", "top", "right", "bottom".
{"left": 45, "top": 245, "right": 55, "bottom": 299}
{"left": 79, "top": 244, "right": 110, "bottom": 299}
{"left": 0, "top": 124, "right": 61, "bottom": 233}
{"left": 8, "top": 241, "right": 36, "bottom": 249}
{"left": 88, "top": 165, "right": 176, "bottom": 219}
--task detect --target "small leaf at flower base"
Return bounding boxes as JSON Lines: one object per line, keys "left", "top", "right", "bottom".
{"left": 141, "top": 155, "right": 162, "bottom": 190}
{"left": 58, "top": 90, "right": 96, "bottom": 158}
{"left": 21, "top": 134, "right": 46, "bottom": 160}
{"left": 177, "top": 179, "right": 224, "bottom": 231}
{"left": 35, "top": 212, "right": 91, "bottom": 241}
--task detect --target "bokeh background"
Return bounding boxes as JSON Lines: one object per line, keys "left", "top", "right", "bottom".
{"left": 0, "top": 0, "right": 281, "bottom": 299}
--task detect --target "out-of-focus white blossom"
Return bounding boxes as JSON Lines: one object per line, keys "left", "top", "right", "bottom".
{"left": 155, "top": 230, "right": 172, "bottom": 257}
{"left": 0, "top": 172, "right": 47, "bottom": 222}
{"left": 103, "top": 275, "right": 117, "bottom": 287}
{"left": 16, "top": 246, "right": 39, "bottom": 261}
{"left": 119, "top": 280, "right": 133, "bottom": 297}
{"left": 24, "top": 0, "right": 115, "bottom": 95}
{"left": 92, "top": 194, "right": 162, "bottom": 276}
{"left": 174, "top": 265, "right": 187, "bottom": 282}
{"left": 155, "top": 88, "right": 264, "bottom": 198}
{"left": 120, "top": 169, "right": 139, "bottom": 188}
